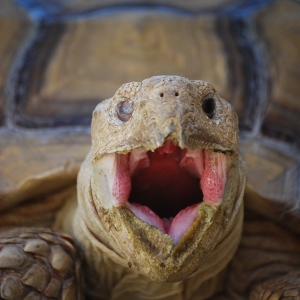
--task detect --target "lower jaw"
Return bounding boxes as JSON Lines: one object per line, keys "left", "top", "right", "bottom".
{"left": 113, "top": 201, "right": 223, "bottom": 282}
{"left": 128, "top": 201, "right": 202, "bottom": 244}
{"left": 87, "top": 191, "right": 242, "bottom": 285}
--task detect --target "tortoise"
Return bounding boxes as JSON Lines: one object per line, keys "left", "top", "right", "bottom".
{"left": 0, "top": 75, "right": 300, "bottom": 300}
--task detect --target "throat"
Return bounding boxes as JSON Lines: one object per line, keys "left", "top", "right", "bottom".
{"left": 129, "top": 149, "right": 203, "bottom": 218}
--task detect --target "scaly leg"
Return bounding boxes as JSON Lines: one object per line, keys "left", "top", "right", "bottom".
{"left": 250, "top": 272, "right": 300, "bottom": 300}
{"left": 0, "top": 228, "right": 83, "bottom": 300}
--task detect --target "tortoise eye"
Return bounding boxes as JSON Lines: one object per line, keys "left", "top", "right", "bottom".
{"left": 202, "top": 97, "right": 215, "bottom": 119}
{"left": 117, "top": 99, "right": 133, "bottom": 122}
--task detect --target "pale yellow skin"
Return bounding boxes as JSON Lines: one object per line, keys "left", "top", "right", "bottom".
{"left": 1, "top": 76, "right": 300, "bottom": 300}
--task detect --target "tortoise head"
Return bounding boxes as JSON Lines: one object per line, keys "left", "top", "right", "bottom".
{"left": 77, "top": 75, "right": 246, "bottom": 282}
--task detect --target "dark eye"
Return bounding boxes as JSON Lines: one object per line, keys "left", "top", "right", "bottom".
{"left": 117, "top": 99, "right": 133, "bottom": 122}
{"left": 202, "top": 98, "right": 215, "bottom": 119}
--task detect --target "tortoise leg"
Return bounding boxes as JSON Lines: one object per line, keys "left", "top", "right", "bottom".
{"left": 0, "top": 228, "right": 84, "bottom": 300}
{"left": 250, "top": 272, "right": 300, "bottom": 300}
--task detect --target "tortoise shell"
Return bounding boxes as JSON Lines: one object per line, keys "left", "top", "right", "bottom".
{"left": 0, "top": 1, "right": 299, "bottom": 299}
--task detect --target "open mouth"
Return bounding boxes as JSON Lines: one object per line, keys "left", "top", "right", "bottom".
{"left": 103, "top": 141, "right": 230, "bottom": 244}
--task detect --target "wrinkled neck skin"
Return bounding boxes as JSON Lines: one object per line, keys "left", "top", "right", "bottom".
{"left": 71, "top": 151, "right": 245, "bottom": 300}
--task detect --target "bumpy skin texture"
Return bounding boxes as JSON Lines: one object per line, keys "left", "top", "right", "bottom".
{"left": 91, "top": 76, "right": 239, "bottom": 156}
{"left": 0, "top": 76, "right": 300, "bottom": 300}
{"left": 0, "top": 228, "right": 83, "bottom": 300}
{"left": 250, "top": 272, "right": 300, "bottom": 300}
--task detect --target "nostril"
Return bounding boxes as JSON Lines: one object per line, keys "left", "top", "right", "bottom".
{"left": 160, "top": 93, "right": 164, "bottom": 97}
{"left": 175, "top": 92, "right": 179, "bottom": 97}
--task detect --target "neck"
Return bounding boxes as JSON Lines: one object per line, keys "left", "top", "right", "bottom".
{"left": 71, "top": 200, "right": 243, "bottom": 300}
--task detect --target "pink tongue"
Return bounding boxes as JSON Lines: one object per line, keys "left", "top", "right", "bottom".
{"left": 168, "top": 203, "right": 200, "bottom": 243}
{"left": 129, "top": 203, "right": 166, "bottom": 233}
{"left": 128, "top": 202, "right": 200, "bottom": 243}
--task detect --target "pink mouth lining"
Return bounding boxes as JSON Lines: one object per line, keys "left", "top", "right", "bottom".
{"left": 111, "top": 141, "right": 229, "bottom": 244}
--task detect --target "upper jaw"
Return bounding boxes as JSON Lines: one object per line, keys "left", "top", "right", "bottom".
{"left": 91, "top": 80, "right": 239, "bottom": 159}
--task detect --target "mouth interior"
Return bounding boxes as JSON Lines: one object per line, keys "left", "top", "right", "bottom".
{"left": 129, "top": 145, "right": 203, "bottom": 219}
{"left": 109, "top": 140, "right": 229, "bottom": 243}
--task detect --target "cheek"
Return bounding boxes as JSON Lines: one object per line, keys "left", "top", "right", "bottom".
{"left": 201, "top": 169, "right": 224, "bottom": 205}
{"left": 112, "top": 154, "right": 131, "bottom": 206}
